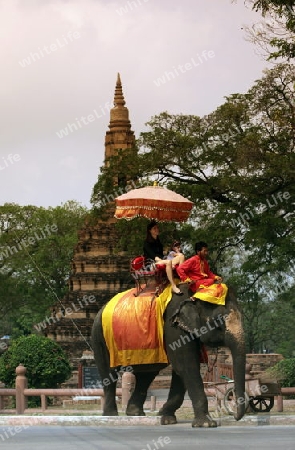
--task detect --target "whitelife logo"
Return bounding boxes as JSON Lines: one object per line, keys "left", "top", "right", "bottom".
{"left": 0, "top": 154, "right": 21, "bottom": 171}
{"left": 19, "top": 31, "right": 81, "bottom": 68}
{"left": 55, "top": 102, "right": 112, "bottom": 139}
{"left": 153, "top": 51, "right": 215, "bottom": 87}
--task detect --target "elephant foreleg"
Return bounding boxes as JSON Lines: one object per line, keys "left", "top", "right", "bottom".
{"left": 126, "top": 372, "right": 158, "bottom": 416}
{"left": 187, "top": 377, "right": 217, "bottom": 428}
{"left": 183, "top": 356, "right": 217, "bottom": 428}
{"left": 167, "top": 337, "right": 217, "bottom": 428}
{"left": 159, "top": 370, "right": 186, "bottom": 425}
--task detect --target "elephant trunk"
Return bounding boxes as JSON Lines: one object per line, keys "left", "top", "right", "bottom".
{"left": 224, "top": 307, "right": 246, "bottom": 421}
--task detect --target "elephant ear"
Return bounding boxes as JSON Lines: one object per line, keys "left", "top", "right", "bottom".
{"left": 170, "top": 298, "right": 201, "bottom": 334}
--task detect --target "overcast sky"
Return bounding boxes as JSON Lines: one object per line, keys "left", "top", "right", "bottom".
{"left": 0, "top": 0, "right": 269, "bottom": 209}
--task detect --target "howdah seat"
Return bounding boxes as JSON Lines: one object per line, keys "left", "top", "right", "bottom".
{"left": 130, "top": 256, "right": 168, "bottom": 296}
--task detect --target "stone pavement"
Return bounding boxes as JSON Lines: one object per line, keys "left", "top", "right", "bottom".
{"left": 0, "top": 413, "right": 295, "bottom": 427}
{"left": 0, "top": 399, "right": 294, "bottom": 427}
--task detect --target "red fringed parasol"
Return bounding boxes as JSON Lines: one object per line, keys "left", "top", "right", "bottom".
{"left": 114, "top": 184, "right": 194, "bottom": 222}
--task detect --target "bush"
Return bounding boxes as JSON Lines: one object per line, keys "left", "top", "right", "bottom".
{"left": 0, "top": 334, "right": 72, "bottom": 389}
{"left": 266, "top": 358, "right": 295, "bottom": 388}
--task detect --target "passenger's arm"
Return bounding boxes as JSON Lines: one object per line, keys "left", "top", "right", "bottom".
{"left": 176, "top": 257, "right": 194, "bottom": 281}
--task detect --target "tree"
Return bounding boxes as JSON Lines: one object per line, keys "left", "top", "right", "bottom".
{"left": 91, "top": 63, "right": 295, "bottom": 353}
{"left": 0, "top": 334, "right": 71, "bottom": 388}
{"left": 243, "top": 0, "right": 295, "bottom": 60}
{"left": 267, "top": 358, "right": 295, "bottom": 386}
{"left": 0, "top": 201, "right": 88, "bottom": 335}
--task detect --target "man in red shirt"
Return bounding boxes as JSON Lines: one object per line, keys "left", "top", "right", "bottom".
{"left": 177, "top": 241, "right": 222, "bottom": 293}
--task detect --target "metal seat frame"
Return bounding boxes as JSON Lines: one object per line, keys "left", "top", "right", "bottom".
{"left": 130, "top": 256, "right": 168, "bottom": 297}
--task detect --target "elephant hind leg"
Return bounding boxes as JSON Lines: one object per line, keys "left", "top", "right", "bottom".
{"left": 126, "top": 372, "right": 158, "bottom": 416}
{"left": 159, "top": 370, "right": 185, "bottom": 425}
{"left": 102, "top": 371, "right": 119, "bottom": 416}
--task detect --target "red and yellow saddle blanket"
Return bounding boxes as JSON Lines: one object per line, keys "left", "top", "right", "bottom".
{"left": 102, "top": 286, "right": 173, "bottom": 367}
{"left": 192, "top": 283, "right": 228, "bottom": 306}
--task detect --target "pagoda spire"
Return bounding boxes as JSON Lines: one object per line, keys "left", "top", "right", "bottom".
{"left": 108, "top": 73, "right": 131, "bottom": 131}
{"left": 113, "top": 73, "right": 125, "bottom": 107}
{"left": 104, "top": 74, "right": 135, "bottom": 163}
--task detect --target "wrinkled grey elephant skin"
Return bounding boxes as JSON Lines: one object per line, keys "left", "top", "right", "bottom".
{"left": 91, "top": 283, "right": 246, "bottom": 428}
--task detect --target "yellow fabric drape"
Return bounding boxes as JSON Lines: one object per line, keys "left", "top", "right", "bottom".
{"left": 192, "top": 283, "right": 228, "bottom": 305}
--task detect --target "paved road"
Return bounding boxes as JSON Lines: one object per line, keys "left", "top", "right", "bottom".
{"left": 0, "top": 425, "right": 295, "bottom": 450}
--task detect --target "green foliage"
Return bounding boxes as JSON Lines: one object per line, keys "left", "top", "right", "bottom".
{"left": 91, "top": 146, "right": 141, "bottom": 217}
{"left": 267, "top": 358, "right": 295, "bottom": 387}
{"left": 0, "top": 335, "right": 72, "bottom": 389}
{"left": 0, "top": 201, "right": 88, "bottom": 335}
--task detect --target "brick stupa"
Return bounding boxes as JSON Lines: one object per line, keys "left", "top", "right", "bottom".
{"left": 44, "top": 74, "right": 135, "bottom": 383}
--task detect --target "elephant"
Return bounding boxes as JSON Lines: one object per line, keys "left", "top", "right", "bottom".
{"left": 91, "top": 282, "right": 246, "bottom": 427}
